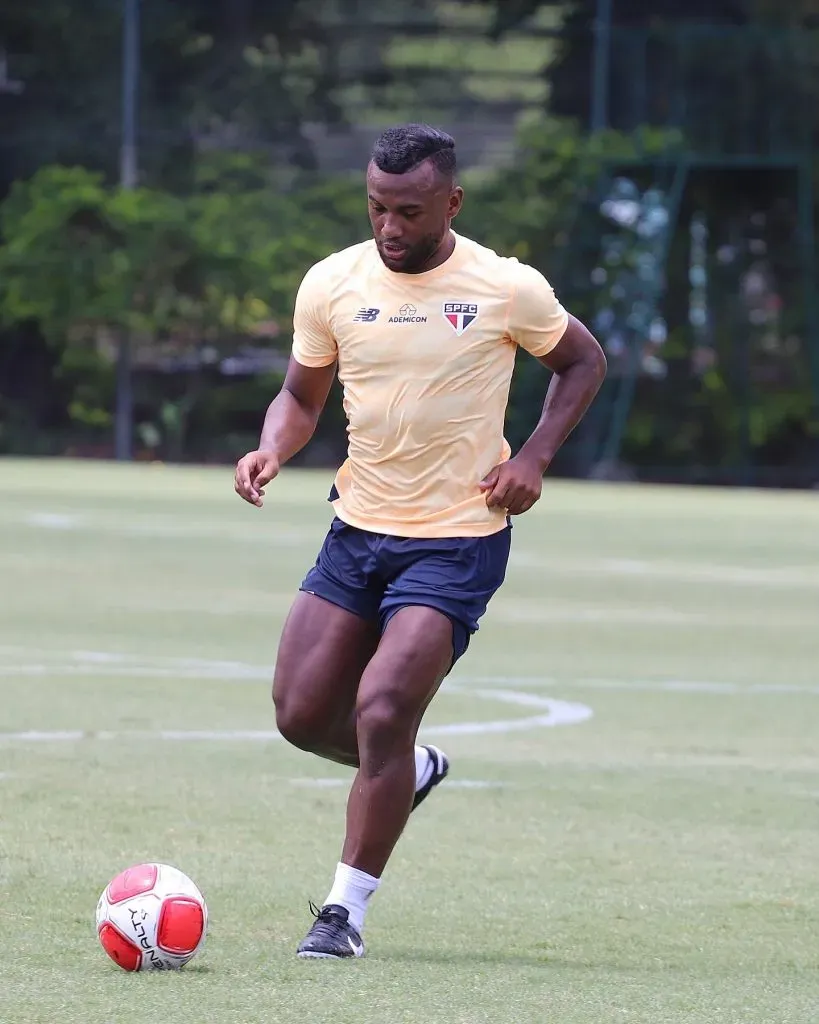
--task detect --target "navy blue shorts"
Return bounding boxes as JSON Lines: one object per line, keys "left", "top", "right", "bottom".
{"left": 300, "top": 517, "right": 512, "bottom": 665}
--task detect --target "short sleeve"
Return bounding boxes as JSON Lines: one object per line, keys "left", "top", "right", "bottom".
{"left": 507, "top": 262, "right": 569, "bottom": 357}
{"left": 291, "top": 264, "right": 337, "bottom": 368}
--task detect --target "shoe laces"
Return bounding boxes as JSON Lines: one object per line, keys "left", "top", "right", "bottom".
{"left": 307, "top": 901, "right": 347, "bottom": 934}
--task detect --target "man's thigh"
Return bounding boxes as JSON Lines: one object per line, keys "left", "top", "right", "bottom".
{"left": 274, "top": 518, "right": 384, "bottom": 718}
{"left": 378, "top": 525, "right": 512, "bottom": 666}
{"left": 354, "top": 605, "right": 454, "bottom": 736}
{"left": 273, "top": 592, "right": 379, "bottom": 725}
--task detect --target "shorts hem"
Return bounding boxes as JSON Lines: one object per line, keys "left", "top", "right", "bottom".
{"left": 381, "top": 600, "right": 472, "bottom": 665}
{"left": 298, "top": 584, "right": 378, "bottom": 625}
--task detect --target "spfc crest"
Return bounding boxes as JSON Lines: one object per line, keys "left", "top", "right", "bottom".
{"left": 443, "top": 301, "right": 478, "bottom": 336}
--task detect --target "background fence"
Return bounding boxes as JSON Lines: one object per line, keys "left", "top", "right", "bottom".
{"left": 1, "top": 1, "right": 817, "bottom": 485}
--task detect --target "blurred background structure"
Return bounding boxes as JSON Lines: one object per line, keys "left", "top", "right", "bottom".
{"left": 1, "top": 0, "right": 817, "bottom": 486}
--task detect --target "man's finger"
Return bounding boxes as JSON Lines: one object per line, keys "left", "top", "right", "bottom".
{"left": 485, "top": 477, "right": 512, "bottom": 509}
{"left": 236, "top": 461, "right": 253, "bottom": 494}
{"left": 479, "top": 465, "right": 500, "bottom": 491}
{"left": 510, "top": 489, "right": 541, "bottom": 515}
{"left": 253, "top": 459, "right": 278, "bottom": 490}
{"left": 235, "top": 458, "right": 262, "bottom": 504}
{"left": 506, "top": 494, "right": 531, "bottom": 516}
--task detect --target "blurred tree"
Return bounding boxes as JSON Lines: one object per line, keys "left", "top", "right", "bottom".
{"left": 1, "top": 1, "right": 816, "bottom": 476}
{"left": 0, "top": 166, "right": 270, "bottom": 351}
{"left": 473, "top": 0, "right": 819, "bottom": 126}
{"left": 0, "top": 159, "right": 363, "bottom": 457}
{"left": 0, "top": 0, "right": 450, "bottom": 192}
{"left": 0, "top": 1, "right": 123, "bottom": 186}
{"left": 459, "top": 117, "right": 680, "bottom": 464}
{"left": 0, "top": 167, "right": 251, "bottom": 455}
{"left": 478, "top": 0, "right": 819, "bottom": 33}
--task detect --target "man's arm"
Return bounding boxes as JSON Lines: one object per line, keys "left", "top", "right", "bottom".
{"left": 518, "top": 314, "right": 607, "bottom": 472}
{"left": 234, "top": 356, "right": 336, "bottom": 508}
{"left": 480, "top": 315, "right": 607, "bottom": 515}
{"left": 259, "top": 356, "right": 336, "bottom": 461}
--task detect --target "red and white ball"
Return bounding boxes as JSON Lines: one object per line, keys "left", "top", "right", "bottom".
{"left": 95, "top": 862, "right": 208, "bottom": 971}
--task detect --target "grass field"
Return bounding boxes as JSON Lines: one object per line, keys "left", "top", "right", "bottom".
{"left": 1, "top": 458, "right": 818, "bottom": 1024}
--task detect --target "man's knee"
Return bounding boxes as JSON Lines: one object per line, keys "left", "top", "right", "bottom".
{"left": 274, "top": 685, "right": 332, "bottom": 753}
{"left": 355, "top": 687, "right": 417, "bottom": 770}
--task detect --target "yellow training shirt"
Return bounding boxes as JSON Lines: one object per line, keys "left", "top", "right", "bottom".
{"left": 291, "top": 232, "right": 569, "bottom": 538}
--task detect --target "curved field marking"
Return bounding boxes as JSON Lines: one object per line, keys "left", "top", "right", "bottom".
{"left": 426, "top": 685, "right": 592, "bottom": 735}
{"left": 0, "top": 687, "right": 592, "bottom": 744}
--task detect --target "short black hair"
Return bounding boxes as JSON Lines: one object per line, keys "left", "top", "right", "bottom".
{"left": 371, "top": 123, "right": 457, "bottom": 182}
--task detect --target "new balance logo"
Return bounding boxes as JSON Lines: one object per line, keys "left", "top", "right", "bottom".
{"left": 354, "top": 307, "right": 380, "bottom": 322}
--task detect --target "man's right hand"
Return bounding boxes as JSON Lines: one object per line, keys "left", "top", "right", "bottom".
{"left": 234, "top": 450, "right": 280, "bottom": 508}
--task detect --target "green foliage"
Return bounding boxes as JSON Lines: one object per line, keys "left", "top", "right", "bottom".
{"left": 461, "top": 118, "right": 681, "bottom": 266}
{"left": 458, "top": 116, "right": 816, "bottom": 479}
{"left": 0, "top": 160, "right": 354, "bottom": 348}
{"left": 0, "top": 114, "right": 815, "bottom": 478}
{"left": 460, "top": 118, "right": 683, "bottom": 457}
{"left": 0, "top": 165, "right": 268, "bottom": 345}
{"left": 0, "top": 157, "right": 362, "bottom": 454}
{"left": 0, "top": 167, "right": 114, "bottom": 340}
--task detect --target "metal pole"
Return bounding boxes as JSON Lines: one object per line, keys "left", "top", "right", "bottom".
{"left": 0, "top": 49, "right": 24, "bottom": 94}
{"left": 798, "top": 159, "right": 819, "bottom": 483}
{"left": 120, "top": 0, "right": 139, "bottom": 190}
{"left": 591, "top": 0, "right": 612, "bottom": 132}
{"left": 115, "top": 0, "right": 139, "bottom": 461}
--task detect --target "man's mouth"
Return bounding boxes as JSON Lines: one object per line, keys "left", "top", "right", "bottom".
{"left": 381, "top": 242, "right": 407, "bottom": 258}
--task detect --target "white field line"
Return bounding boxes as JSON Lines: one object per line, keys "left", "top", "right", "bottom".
{"left": 0, "top": 649, "right": 816, "bottom": 695}
{"left": 21, "top": 511, "right": 819, "bottom": 587}
{"left": 494, "top": 602, "right": 701, "bottom": 625}
{"left": 26, "top": 513, "right": 78, "bottom": 529}
{"left": 508, "top": 552, "right": 819, "bottom": 590}
{"left": 22, "top": 511, "right": 312, "bottom": 545}
{"left": 0, "top": 650, "right": 268, "bottom": 680}
{"left": 0, "top": 685, "right": 593, "bottom": 743}
{"left": 493, "top": 604, "right": 819, "bottom": 628}
{"left": 461, "top": 676, "right": 819, "bottom": 696}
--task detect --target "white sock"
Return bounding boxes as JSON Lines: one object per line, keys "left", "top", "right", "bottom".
{"left": 414, "top": 745, "right": 433, "bottom": 792}
{"left": 324, "top": 862, "right": 380, "bottom": 933}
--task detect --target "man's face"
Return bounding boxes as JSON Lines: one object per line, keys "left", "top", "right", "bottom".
{"left": 367, "top": 159, "right": 463, "bottom": 273}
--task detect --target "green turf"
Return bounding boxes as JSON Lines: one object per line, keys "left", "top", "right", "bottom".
{"left": 1, "top": 458, "right": 817, "bottom": 1024}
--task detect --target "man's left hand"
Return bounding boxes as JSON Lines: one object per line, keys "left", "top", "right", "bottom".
{"left": 479, "top": 454, "right": 545, "bottom": 516}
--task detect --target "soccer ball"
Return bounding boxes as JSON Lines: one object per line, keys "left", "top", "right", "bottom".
{"left": 95, "top": 862, "right": 208, "bottom": 971}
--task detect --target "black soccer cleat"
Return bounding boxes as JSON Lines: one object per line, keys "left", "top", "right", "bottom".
{"left": 297, "top": 903, "right": 365, "bottom": 960}
{"left": 412, "top": 744, "right": 450, "bottom": 811}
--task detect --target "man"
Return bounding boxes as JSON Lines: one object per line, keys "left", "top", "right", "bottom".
{"left": 234, "top": 123, "right": 606, "bottom": 960}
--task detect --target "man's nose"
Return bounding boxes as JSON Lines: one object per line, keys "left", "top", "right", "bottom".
{"left": 381, "top": 214, "right": 403, "bottom": 240}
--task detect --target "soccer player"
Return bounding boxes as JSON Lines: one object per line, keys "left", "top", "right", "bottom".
{"left": 234, "top": 124, "right": 606, "bottom": 959}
